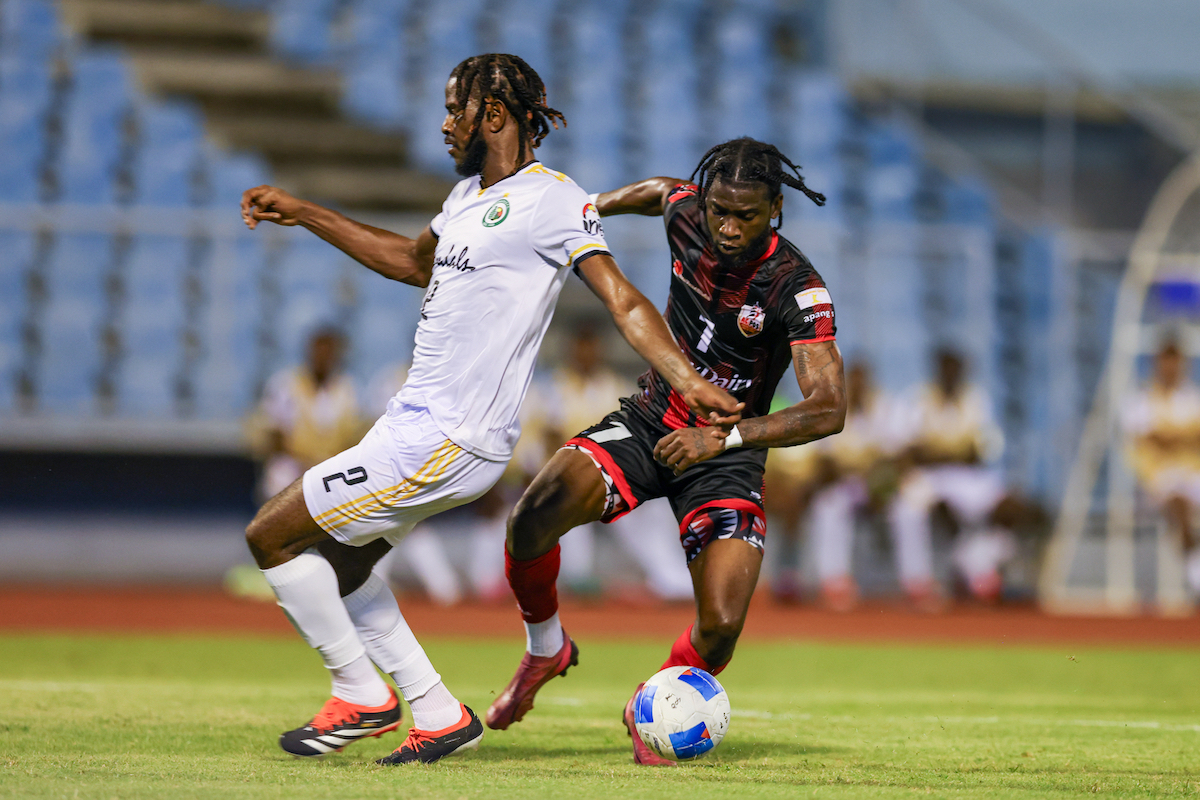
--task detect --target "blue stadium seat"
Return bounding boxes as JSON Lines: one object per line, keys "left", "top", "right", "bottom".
{"left": 409, "top": 0, "right": 485, "bottom": 172}
{"left": 205, "top": 150, "right": 273, "bottom": 208}
{"left": 710, "top": 6, "right": 772, "bottom": 144}
{"left": 271, "top": 0, "right": 339, "bottom": 63}
{"left": 40, "top": 233, "right": 108, "bottom": 414}
{"left": 559, "top": 0, "right": 627, "bottom": 189}
{"left": 641, "top": 3, "right": 703, "bottom": 178}
{"left": 341, "top": 0, "right": 409, "bottom": 126}
{"left": 0, "top": 0, "right": 61, "bottom": 55}
{"left": 120, "top": 235, "right": 186, "bottom": 418}
{"left": 190, "top": 235, "right": 261, "bottom": 418}
{"left": 133, "top": 101, "right": 204, "bottom": 206}
{"left": 60, "top": 51, "right": 133, "bottom": 205}
{"left": 0, "top": 57, "right": 51, "bottom": 202}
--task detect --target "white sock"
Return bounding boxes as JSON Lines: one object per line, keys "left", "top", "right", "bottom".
{"left": 525, "top": 611, "right": 564, "bottom": 657}
{"left": 329, "top": 653, "right": 392, "bottom": 707}
{"left": 262, "top": 552, "right": 390, "bottom": 706}
{"left": 342, "top": 572, "right": 456, "bottom": 712}
{"left": 408, "top": 682, "right": 464, "bottom": 731}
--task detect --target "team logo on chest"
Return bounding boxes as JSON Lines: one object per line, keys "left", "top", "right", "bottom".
{"left": 737, "top": 303, "right": 766, "bottom": 337}
{"left": 482, "top": 198, "right": 510, "bottom": 227}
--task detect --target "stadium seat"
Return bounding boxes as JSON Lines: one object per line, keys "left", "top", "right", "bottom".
{"left": 205, "top": 149, "right": 273, "bottom": 208}
{"left": 133, "top": 101, "right": 204, "bottom": 207}
{"left": 408, "top": 0, "right": 486, "bottom": 173}
{"left": 710, "top": 6, "right": 772, "bottom": 145}
{"left": 0, "top": 57, "right": 52, "bottom": 203}
{"left": 640, "top": 4, "right": 703, "bottom": 178}
{"left": 341, "top": 0, "right": 409, "bottom": 126}
{"left": 0, "top": 0, "right": 61, "bottom": 55}
{"left": 60, "top": 51, "right": 133, "bottom": 205}
{"left": 271, "top": 0, "right": 340, "bottom": 64}
{"left": 559, "top": 0, "right": 627, "bottom": 189}
{"left": 190, "top": 235, "right": 261, "bottom": 418}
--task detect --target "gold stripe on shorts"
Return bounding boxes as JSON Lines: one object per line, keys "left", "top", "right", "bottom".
{"left": 314, "top": 439, "right": 461, "bottom": 530}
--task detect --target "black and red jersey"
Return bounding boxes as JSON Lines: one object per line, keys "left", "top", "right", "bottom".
{"left": 623, "top": 182, "right": 836, "bottom": 434}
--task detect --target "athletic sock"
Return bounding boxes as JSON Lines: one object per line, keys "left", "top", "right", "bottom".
{"left": 407, "top": 682, "right": 463, "bottom": 731}
{"left": 342, "top": 572, "right": 460, "bottom": 720}
{"left": 525, "top": 611, "right": 564, "bottom": 657}
{"left": 505, "top": 544, "right": 561, "bottom": 625}
{"left": 329, "top": 652, "right": 392, "bottom": 707}
{"left": 262, "top": 552, "right": 393, "bottom": 707}
{"left": 659, "top": 624, "right": 728, "bottom": 675}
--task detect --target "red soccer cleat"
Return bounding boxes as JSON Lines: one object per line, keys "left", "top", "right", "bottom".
{"left": 622, "top": 683, "right": 676, "bottom": 766}
{"left": 485, "top": 631, "right": 579, "bottom": 730}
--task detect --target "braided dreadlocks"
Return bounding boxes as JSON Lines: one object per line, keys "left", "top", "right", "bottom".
{"left": 691, "top": 137, "right": 826, "bottom": 230}
{"left": 449, "top": 54, "right": 565, "bottom": 152}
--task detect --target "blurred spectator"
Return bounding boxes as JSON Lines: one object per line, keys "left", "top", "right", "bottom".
{"left": 763, "top": 398, "right": 822, "bottom": 602}
{"left": 889, "top": 349, "right": 1016, "bottom": 608}
{"left": 807, "top": 361, "right": 903, "bottom": 611}
{"left": 247, "top": 327, "right": 364, "bottom": 502}
{"left": 1123, "top": 338, "right": 1200, "bottom": 595}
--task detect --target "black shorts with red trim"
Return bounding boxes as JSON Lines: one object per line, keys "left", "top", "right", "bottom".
{"left": 563, "top": 405, "right": 767, "bottom": 564}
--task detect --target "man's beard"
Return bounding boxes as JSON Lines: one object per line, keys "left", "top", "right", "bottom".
{"left": 714, "top": 224, "right": 773, "bottom": 269}
{"left": 454, "top": 133, "right": 488, "bottom": 177}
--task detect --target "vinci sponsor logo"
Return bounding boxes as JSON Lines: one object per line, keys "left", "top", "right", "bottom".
{"left": 582, "top": 202, "right": 603, "bottom": 236}
{"left": 794, "top": 286, "right": 832, "bottom": 311}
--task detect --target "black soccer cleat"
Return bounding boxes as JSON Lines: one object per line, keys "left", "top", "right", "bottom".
{"left": 376, "top": 704, "right": 484, "bottom": 765}
{"left": 279, "top": 686, "right": 403, "bottom": 757}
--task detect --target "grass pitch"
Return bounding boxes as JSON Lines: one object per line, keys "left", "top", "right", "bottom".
{"left": 3, "top": 631, "right": 1199, "bottom": 798}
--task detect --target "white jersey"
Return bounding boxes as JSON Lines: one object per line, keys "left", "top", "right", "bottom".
{"left": 397, "top": 163, "right": 609, "bottom": 461}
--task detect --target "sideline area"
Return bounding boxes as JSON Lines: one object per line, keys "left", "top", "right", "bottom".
{"left": 4, "top": 584, "right": 1199, "bottom": 647}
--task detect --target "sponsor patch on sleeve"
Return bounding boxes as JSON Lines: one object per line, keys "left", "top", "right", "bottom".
{"left": 794, "top": 287, "right": 832, "bottom": 310}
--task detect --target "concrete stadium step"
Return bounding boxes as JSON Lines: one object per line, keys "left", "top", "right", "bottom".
{"left": 60, "top": 0, "right": 449, "bottom": 211}
{"left": 130, "top": 52, "right": 342, "bottom": 117}
{"left": 208, "top": 116, "right": 409, "bottom": 169}
{"left": 276, "top": 165, "right": 456, "bottom": 212}
{"left": 60, "top": 0, "right": 270, "bottom": 53}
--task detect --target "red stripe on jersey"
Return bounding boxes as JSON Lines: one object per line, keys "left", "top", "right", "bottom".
{"left": 667, "top": 183, "right": 699, "bottom": 204}
{"left": 564, "top": 436, "right": 639, "bottom": 519}
{"left": 745, "top": 231, "right": 780, "bottom": 266}
{"left": 790, "top": 335, "right": 837, "bottom": 346}
{"left": 662, "top": 388, "right": 710, "bottom": 430}
{"left": 678, "top": 499, "right": 766, "bottom": 537}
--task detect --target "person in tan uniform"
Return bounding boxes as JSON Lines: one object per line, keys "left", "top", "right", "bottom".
{"left": 806, "top": 361, "right": 902, "bottom": 610}
{"left": 249, "top": 327, "right": 365, "bottom": 502}
{"left": 889, "top": 350, "right": 1013, "bottom": 607}
{"left": 1123, "top": 339, "right": 1200, "bottom": 594}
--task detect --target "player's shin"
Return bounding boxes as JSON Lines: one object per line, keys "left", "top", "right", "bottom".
{"left": 506, "top": 544, "right": 564, "bottom": 656}
{"left": 342, "top": 571, "right": 463, "bottom": 730}
{"left": 660, "top": 623, "right": 728, "bottom": 676}
{"left": 262, "top": 552, "right": 391, "bottom": 706}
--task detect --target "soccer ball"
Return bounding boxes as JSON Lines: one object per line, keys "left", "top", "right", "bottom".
{"left": 632, "top": 666, "right": 731, "bottom": 761}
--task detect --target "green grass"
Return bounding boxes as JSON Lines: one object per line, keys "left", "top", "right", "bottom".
{"left": 3, "top": 632, "right": 1199, "bottom": 798}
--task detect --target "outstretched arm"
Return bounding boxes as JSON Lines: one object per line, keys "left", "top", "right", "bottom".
{"left": 593, "top": 177, "right": 688, "bottom": 217}
{"left": 241, "top": 185, "right": 437, "bottom": 288}
{"left": 576, "top": 253, "right": 742, "bottom": 426}
{"left": 654, "top": 340, "right": 847, "bottom": 473}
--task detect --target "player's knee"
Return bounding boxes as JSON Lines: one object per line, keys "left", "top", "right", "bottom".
{"left": 507, "top": 482, "right": 567, "bottom": 557}
{"left": 244, "top": 513, "right": 277, "bottom": 566}
{"left": 698, "top": 609, "right": 745, "bottom": 651}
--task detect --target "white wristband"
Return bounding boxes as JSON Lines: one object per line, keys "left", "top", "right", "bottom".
{"left": 724, "top": 425, "right": 743, "bottom": 449}
{"left": 588, "top": 192, "right": 599, "bottom": 205}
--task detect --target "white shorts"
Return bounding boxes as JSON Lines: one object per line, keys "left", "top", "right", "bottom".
{"left": 302, "top": 403, "right": 507, "bottom": 547}
{"left": 899, "top": 464, "right": 1005, "bottom": 526}
{"left": 1145, "top": 468, "right": 1200, "bottom": 507}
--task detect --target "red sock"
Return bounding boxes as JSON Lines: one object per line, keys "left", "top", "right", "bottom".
{"left": 505, "top": 545, "right": 561, "bottom": 624}
{"left": 659, "top": 624, "right": 728, "bottom": 675}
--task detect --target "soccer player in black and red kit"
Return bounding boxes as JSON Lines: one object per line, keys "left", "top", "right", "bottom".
{"left": 487, "top": 138, "right": 848, "bottom": 764}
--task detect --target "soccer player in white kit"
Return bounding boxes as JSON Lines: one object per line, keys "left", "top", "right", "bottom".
{"left": 239, "top": 54, "right": 740, "bottom": 765}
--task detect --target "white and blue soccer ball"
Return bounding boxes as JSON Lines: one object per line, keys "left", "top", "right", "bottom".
{"left": 632, "top": 666, "right": 731, "bottom": 761}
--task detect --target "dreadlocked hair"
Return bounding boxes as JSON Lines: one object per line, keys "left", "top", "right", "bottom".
{"left": 690, "top": 137, "right": 826, "bottom": 229}
{"left": 449, "top": 54, "right": 565, "bottom": 149}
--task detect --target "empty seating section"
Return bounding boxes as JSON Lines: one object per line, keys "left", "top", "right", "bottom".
{"left": 1, "top": 0, "right": 1012, "bottom": 426}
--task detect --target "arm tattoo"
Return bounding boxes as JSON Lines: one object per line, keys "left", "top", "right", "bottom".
{"left": 738, "top": 341, "right": 846, "bottom": 449}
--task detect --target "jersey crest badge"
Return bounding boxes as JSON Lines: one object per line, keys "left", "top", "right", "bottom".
{"left": 482, "top": 198, "right": 510, "bottom": 227}
{"left": 737, "top": 303, "right": 765, "bottom": 337}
